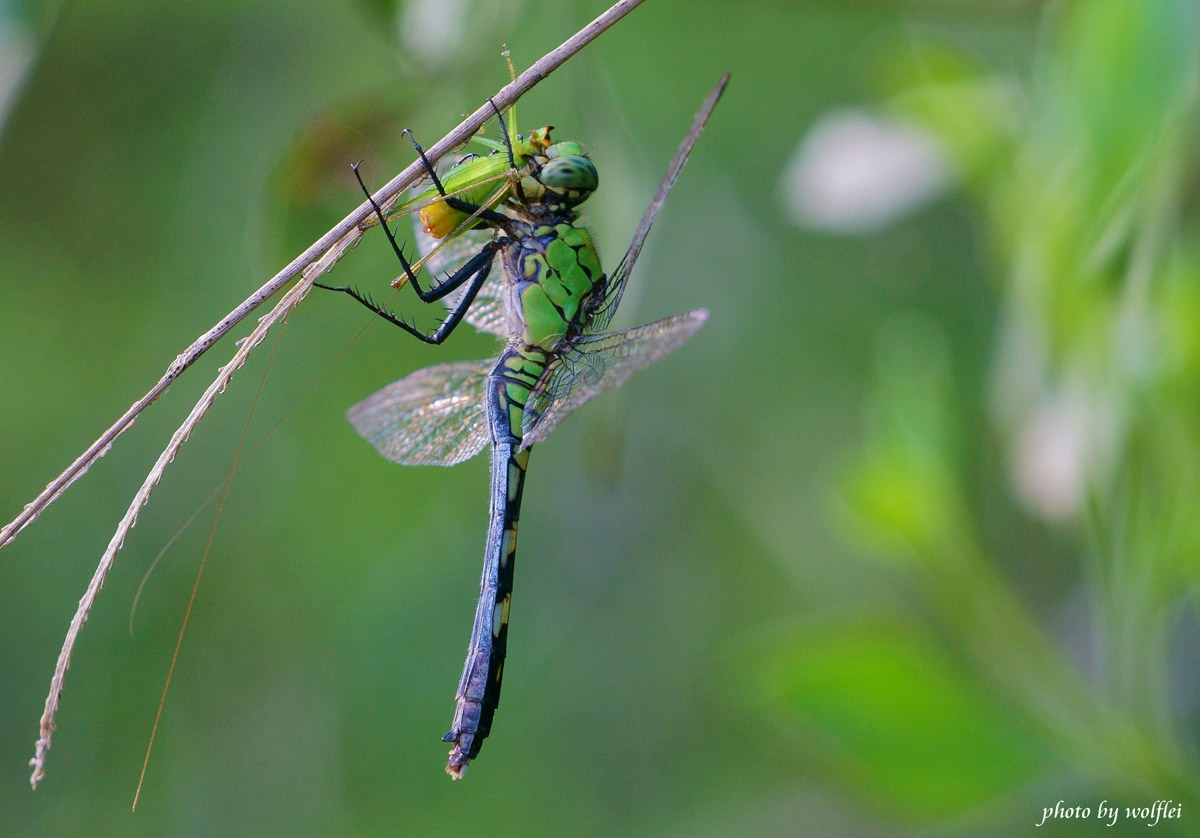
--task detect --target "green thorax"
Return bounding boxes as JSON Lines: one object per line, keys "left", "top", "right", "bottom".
{"left": 503, "top": 221, "right": 603, "bottom": 351}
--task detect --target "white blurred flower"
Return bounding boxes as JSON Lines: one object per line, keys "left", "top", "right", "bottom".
{"left": 780, "top": 108, "right": 953, "bottom": 234}
{"left": 1011, "top": 388, "right": 1118, "bottom": 521}
{"left": 399, "top": 0, "right": 466, "bottom": 65}
{"left": 0, "top": 17, "right": 34, "bottom": 132}
{"left": 992, "top": 311, "right": 1124, "bottom": 522}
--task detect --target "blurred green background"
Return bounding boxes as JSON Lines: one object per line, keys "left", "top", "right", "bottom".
{"left": 3, "top": 0, "right": 1200, "bottom": 834}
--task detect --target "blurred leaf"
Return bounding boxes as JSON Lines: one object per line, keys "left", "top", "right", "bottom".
{"left": 840, "top": 312, "right": 969, "bottom": 561}
{"left": 883, "top": 40, "right": 1019, "bottom": 188}
{"left": 892, "top": 76, "right": 1017, "bottom": 188}
{"left": 991, "top": 0, "right": 1199, "bottom": 369}
{"left": 1055, "top": 0, "right": 1197, "bottom": 204}
{"left": 763, "top": 617, "right": 1056, "bottom": 821}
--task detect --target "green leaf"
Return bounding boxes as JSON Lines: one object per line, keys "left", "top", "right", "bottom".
{"left": 839, "top": 312, "right": 969, "bottom": 562}
{"left": 764, "top": 618, "right": 1056, "bottom": 821}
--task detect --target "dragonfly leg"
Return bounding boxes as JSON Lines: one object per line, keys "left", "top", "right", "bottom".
{"left": 489, "top": 98, "right": 532, "bottom": 207}
{"left": 353, "top": 161, "right": 513, "bottom": 297}
{"left": 352, "top": 161, "right": 439, "bottom": 301}
{"left": 315, "top": 240, "right": 500, "bottom": 345}
{"left": 402, "top": 129, "right": 450, "bottom": 197}
{"left": 489, "top": 98, "right": 530, "bottom": 206}
{"left": 489, "top": 99, "right": 518, "bottom": 171}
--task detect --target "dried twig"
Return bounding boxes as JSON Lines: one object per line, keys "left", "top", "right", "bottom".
{"left": 21, "top": 0, "right": 649, "bottom": 788}
{"left": 28, "top": 230, "right": 357, "bottom": 788}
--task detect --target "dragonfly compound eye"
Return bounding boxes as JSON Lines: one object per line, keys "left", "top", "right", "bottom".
{"left": 539, "top": 155, "right": 599, "bottom": 205}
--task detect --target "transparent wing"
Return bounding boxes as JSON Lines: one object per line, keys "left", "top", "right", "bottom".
{"left": 399, "top": 156, "right": 509, "bottom": 337}
{"left": 412, "top": 200, "right": 509, "bottom": 338}
{"left": 348, "top": 360, "right": 491, "bottom": 466}
{"left": 521, "top": 309, "right": 709, "bottom": 447}
{"left": 590, "top": 76, "right": 727, "bottom": 332}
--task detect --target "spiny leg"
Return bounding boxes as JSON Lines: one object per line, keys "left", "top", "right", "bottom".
{"left": 402, "top": 128, "right": 449, "bottom": 197}
{"left": 488, "top": 98, "right": 528, "bottom": 205}
{"left": 350, "top": 160, "right": 441, "bottom": 299}
{"left": 408, "top": 101, "right": 517, "bottom": 188}
{"left": 490, "top": 99, "right": 518, "bottom": 171}
{"left": 315, "top": 240, "right": 500, "bottom": 345}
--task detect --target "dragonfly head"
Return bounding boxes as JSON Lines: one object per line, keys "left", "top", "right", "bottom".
{"left": 524, "top": 153, "right": 598, "bottom": 209}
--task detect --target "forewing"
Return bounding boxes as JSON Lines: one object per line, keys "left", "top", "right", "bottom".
{"left": 412, "top": 204, "right": 508, "bottom": 338}
{"left": 522, "top": 309, "right": 709, "bottom": 447}
{"left": 590, "top": 76, "right": 727, "bottom": 331}
{"left": 348, "top": 360, "right": 491, "bottom": 466}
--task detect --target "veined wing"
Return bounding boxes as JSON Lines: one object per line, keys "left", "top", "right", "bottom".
{"left": 521, "top": 309, "right": 709, "bottom": 447}
{"left": 405, "top": 154, "right": 487, "bottom": 278}
{"left": 348, "top": 360, "right": 491, "bottom": 466}
{"left": 590, "top": 75, "right": 727, "bottom": 332}
{"left": 411, "top": 189, "right": 509, "bottom": 338}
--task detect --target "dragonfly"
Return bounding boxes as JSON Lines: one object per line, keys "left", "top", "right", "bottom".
{"left": 317, "top": 75, "right": 727, "bottom": 778}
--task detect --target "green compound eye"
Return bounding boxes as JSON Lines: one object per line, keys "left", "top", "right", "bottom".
{"left": 540, "top": 155, "right": 599, "bottom": 192}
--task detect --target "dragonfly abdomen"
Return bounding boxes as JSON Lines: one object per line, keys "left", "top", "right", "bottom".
{"left": 444, "top": 345, "right": 546, "bottom": 778}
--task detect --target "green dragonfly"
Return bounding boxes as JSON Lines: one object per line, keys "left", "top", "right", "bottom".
{"left": 318, "top": 76, "right": 727, "bottom": 778}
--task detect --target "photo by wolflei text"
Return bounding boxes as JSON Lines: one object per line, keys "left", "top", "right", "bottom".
{"left": 10, "top": 1, "right": 1191, "bottom": 834}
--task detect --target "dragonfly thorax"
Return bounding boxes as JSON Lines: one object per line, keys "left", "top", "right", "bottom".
{"left": 501, "top": 220, "right": 604, "bottom": 350}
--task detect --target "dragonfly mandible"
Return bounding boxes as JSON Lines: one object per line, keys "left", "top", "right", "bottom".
{"left": 317, "top": 75, "right": 727, "bottom": 777}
